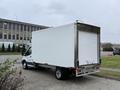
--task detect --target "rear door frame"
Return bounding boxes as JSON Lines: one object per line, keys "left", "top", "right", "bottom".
{"left": 74, "top": 22, "right": 100, "bottom": 68}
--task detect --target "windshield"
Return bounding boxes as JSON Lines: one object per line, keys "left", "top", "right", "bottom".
{"left": 24, "top": 47, "right": 32, "bottom": 56}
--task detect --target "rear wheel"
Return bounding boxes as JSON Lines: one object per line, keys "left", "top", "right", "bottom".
{"left": 55, "top": 67, "right": 70, "bottom": 80}
{"left": 55, "top": 68, "right": 64, "bottom": 80}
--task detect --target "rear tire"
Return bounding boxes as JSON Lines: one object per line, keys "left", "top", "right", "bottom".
{"left": 55, "top": 68, "right": 65, "bottom": 80}
{"left": 22, "top": 61, "right": 28, "bottom": 69}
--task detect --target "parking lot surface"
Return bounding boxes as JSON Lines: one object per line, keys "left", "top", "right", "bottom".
{"left": 1, "top": 55, "right": 120, "bottom": 90}
{"left": 21, "top": 67, "right": 120, "bottom": 90}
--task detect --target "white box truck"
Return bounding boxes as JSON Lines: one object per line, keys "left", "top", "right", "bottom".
{"left": 21, "top": 21, "right": 101, "bottom": 80}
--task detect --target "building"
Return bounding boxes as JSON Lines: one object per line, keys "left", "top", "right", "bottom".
{"left": 0, "top": 18, "right": 48, "bottom": 45}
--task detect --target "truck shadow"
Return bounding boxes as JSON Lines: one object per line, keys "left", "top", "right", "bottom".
{"left": 25, "top": 67, "right": 96, "bottom": 84}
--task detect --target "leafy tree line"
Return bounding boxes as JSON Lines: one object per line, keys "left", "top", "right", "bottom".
{"left": 0, "top": 43, "right": 22, "bottom": 52}
{"left": 102, "top": 43, "right": 113, "bottom": 51}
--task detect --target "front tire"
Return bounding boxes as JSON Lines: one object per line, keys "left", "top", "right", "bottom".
{"left": 22, "top": 61, "right": 28, "bottom": 69}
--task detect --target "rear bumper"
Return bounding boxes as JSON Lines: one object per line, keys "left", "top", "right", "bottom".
{"left": 75, "top": 64, "right": 100, "bottom": 77}
{"left": 76, "top": 70, "right": 99, "bottom": 77}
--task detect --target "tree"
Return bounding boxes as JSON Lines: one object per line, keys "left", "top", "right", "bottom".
{"left": 7, "top": 44, "right": 11, "bottom": 52}
{"left": 21, "top": 44, "right": 26, "bottom": 55}
{"left": 2, "top": 43, "right": 5, "bottom": 52}
{"left": 17, "top": 45, "right": 21, "bottom": 52}
{"left": 12, "top": 44, "right": 15, "bottom": 52}
{"left": 102, "top": 43, "right": 113, "bottom": 51}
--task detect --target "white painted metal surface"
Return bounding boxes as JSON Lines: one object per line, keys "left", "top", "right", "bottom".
{"left": 32, "top": 24, "right": 75, "bottom": 67}
{"left": 78, "top": 31, "right": 98, "bottom": 65}
{"left": 31, "top": 23, "right": 99, "bottom": 68}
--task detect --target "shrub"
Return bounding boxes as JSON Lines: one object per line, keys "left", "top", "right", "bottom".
{"left": 16, "top": 45, "right": 21, "bottom": 52}
{"left": 0, "top": 60, "right": 24, "bottom": 90}
{"left": 102, "top": 43, "right": 113, "bottom": 51}
{"left": 7, "top": 44, "right": 11, "bottom": 52}
{"left": 103, "top": 47, "right": 113, "bottom": 51}
{"left": 1, "top": 43, "right": 5, "bottom": 52}
{"left": 21, "top": 44, "right": 26, "bottom": 55}
{"left": 12, "top": 44, "right": 15, "bottom": 52}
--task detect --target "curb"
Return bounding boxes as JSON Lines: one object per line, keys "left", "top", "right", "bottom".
{"left": 91, "top": 74, "right": 120, "bottom": 81}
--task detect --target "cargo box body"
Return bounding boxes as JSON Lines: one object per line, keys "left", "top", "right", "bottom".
{"left": 32, "top": 22, "right": 100, "bottom": 68}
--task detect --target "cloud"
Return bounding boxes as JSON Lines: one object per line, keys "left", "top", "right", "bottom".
{"left": 0, "top": 0, "right": 120, "bottom": 43}
{"left": 0, "top": 7, "right": 8, "bottom": 17}
{"left": 47, "top": 1, "right": 66, "bottom": 14}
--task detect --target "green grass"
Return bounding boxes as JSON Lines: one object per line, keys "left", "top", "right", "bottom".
{"left": 98, "top": 56, "right": 120, "bottom": 79}
{"left": 101, "top": 56, "right": 120, "bottom": 69}
{"left": 0, "top": 52, "right": 21, "bottom": 55}
{"left": 95, "top": 70, "right": 120, "bottom": 79}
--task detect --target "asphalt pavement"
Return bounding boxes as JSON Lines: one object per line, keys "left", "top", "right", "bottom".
{"left": 1, "top": 55, "right": 120, "bottom": 90}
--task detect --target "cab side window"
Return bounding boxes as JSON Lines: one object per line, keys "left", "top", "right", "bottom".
{"left": 25, "top": 48, "right": 31, "bottom": 56}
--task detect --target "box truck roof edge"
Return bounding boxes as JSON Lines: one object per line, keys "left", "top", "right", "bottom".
{"left": 74, "top": 22, "right": 100, "bottom": 68}
{"left": 32, "top": 21, "right": 100, "bottom": 33}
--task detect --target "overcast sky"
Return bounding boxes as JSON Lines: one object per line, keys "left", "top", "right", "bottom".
{"left": 0, "top": 0, "right": 119, "bottom": 43}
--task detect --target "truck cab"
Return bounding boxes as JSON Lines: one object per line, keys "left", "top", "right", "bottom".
{"left": 21, "top": 47, "right": 33, "bottom": 69}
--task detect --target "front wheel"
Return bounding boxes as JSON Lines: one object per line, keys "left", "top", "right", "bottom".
{"left": 22, "top": 61, "right": 28, "bottom": 69}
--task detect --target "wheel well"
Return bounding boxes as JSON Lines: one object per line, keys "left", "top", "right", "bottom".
{"left": 22, "top": 60, "right": 26, "bottom": 64}
{"left": 55, "top": 67, "right": 70, "bottom": 74}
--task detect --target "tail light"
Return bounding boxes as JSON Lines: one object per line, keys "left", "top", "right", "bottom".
{"left": 76, "top": 68, "right": 81, "bottom": 73}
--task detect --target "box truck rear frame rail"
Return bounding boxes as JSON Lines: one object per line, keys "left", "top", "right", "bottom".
{"left": 21, "top": 22, "right": 101, "bottom": 80}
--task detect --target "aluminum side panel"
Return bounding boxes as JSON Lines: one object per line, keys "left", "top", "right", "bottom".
{"left": 32, "top": 24, "right": 75, "bottom": 67}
